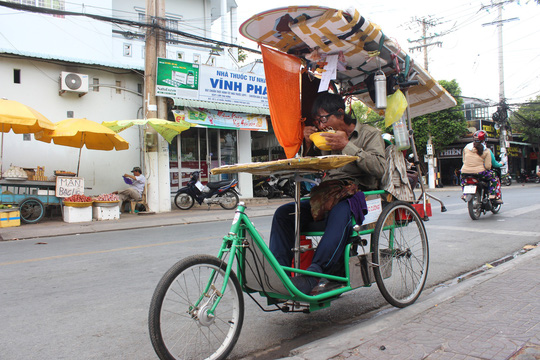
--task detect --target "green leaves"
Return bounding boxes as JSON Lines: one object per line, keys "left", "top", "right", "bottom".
{"left": 509, "top": 95, "right": 540, "bottom": 145}
{"left": 410, "top": 79, "right": 468, "bottom": 157}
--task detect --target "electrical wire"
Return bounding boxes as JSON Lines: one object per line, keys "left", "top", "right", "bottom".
{"left": 0, "top": 0, "right": 261, "bottom": 54}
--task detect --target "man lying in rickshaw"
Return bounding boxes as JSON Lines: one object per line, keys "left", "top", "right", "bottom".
{"left": 269, "top": 91, "right": 387, "bottom": 295}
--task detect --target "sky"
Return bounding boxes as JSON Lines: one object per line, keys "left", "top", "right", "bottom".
{"left": 233, "top": 0, "right": 540, "bottom": 106}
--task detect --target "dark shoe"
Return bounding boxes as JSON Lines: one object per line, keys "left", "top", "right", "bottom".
{"left": 290, "top": 275, "right": 319, "bottom": 295}
{"left": 310, "top": 278, "right": 345, "bottom": 295}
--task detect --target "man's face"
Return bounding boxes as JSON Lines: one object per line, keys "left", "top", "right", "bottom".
{"left": 314, "top": 109, "right": 342, "bottom": 131}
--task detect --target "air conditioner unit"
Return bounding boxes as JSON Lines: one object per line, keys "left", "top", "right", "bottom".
{"left": 60, "top": 72, "right": 89, "bottom": 93}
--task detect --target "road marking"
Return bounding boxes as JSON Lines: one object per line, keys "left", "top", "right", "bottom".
{"left": 0, "top": 237, "right": 211, "bottom": 266}
{"left": 440, "top": 203, "right": 540, "bottom": 217}
{"left": 427, "top": 225, "right": 538, "bottom": 237}
{"left": 442, "top": 208, "right": 468, "bottom": 215}
{"left": 502, "top": 204, "right": 540, "bottom": 218}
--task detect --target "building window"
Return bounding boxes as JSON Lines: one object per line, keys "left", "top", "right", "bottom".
{"left": 166, "top": 19, "right": 179, "bottom": 41}
{"left": 116, "top": 81, "right": 121, "bottom": 94}
{"left": 138, "top": 12, "right": 146, "bottom": 23}
{"left": 92, "top": 78, "right": 99, "bottom": 92}
{"left": 123, "top": 43, "right": 132, "bottom": 57}
{"left": 176, "top": 51, "right": 184, "bottom": 60}
{"left": 13, "top": 69, "right": 21, "bottom": 84}
{"left": 137, "top": 83, "right": 143, "bottom": 94}
{"left": 23, "top": 134, "right": 31, "bottom": 141}
{"left": 193, "top": 54, "right": 200, "bottom": 64}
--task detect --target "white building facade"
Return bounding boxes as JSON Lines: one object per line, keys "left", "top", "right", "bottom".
{"left": 0, "top": 0, "right": 266, "bottom": 204}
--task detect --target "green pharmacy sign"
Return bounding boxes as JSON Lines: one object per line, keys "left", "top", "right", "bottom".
{"left": 156, "top": 58, "right": 199, "bottom": 98}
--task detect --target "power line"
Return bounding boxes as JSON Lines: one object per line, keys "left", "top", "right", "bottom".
{"left": 0, "top": 0, "right": 261, "bottom": 54}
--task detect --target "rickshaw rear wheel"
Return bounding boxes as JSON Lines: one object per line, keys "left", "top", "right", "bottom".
{"left": 372, "top": 201, "right": 429, "bottom": 308}
{"left": 149, "top": 255, "right": 244, "bottom": 360}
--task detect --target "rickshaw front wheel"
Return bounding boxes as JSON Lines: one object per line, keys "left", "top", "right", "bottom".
{"left": 149, "top": 254, "right": 244, "bottom": 360}
{"left": 372, "top": 201, "right": 429, "bottom": 308}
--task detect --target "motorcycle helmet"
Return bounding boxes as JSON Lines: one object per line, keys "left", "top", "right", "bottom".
{"left": 473, "top": 130, "right": 487, "bottom": 143}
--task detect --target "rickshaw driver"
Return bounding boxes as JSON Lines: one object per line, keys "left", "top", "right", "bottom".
{"left": 269, "top": 92, "right": 387, "bottom": 295}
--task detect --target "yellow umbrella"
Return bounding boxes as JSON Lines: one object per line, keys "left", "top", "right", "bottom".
{"left": 101, "top": 118, "right": 193, "bottom": 144}
{"left": 0, "top": 99, "right": 55, "bottom": 134}
{"left": 35, "top": 118, "right": 129, "bottom": 176}
{"left": 0, "top": 99, "right": 56, "bottom": 176}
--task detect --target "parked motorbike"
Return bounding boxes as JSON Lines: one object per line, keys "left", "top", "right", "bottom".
{"left": 174, "top": 171, "right": 240, "bottom": 210}
{"left": 462, "top": 173, "right": 502, "bottom": 220}
{"left": 275, "top": 175, "right": 311, "bottom": 198}
{"left": 276, "top": 176, "right": 295, "bottom": 198}
{"left": 253, "top": 175, "right": 280, "bottom": 198}
{"left": 501, "top": 172, "right": 512, "bottom": 186}
{"left": 517, "top": 169, "right": 540, "bottom": 184}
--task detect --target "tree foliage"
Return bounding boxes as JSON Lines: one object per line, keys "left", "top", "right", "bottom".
{"left": 348, "top": 100, "right": 383, "bottom": 126}
{"left": 347, "top": 80, "right": 468, "bottom": 157}
{"left": 409, "top": 79, "right": 469, "bottom": 157}
{"left": 509, "top": 95, "right": 540, "bottom": 147}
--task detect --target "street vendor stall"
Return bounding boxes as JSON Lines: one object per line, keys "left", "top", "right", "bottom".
{"left": 0, "top": 179, "right": 60, "bottom": 224}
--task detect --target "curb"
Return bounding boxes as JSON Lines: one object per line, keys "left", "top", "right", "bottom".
{"left": 280, "top": 246, "right": 540, "bottom": 360}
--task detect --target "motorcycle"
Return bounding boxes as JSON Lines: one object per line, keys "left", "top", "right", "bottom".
{"left": 517, "top": 169, "right": 540, "bottom": 184}
{"left": 275, "top": 175, "right": 311, "bottom": 198}
{"left": 253, "top": 175, "right": 280, "bottom": 198}
{"left": 174, "top": 171, "right": 241, "bottom": 210}
{"left": 462, "top": 173, "right": 502, "bottom": 220}
{"left": 501, "top": 172, "right": 512, "bottom": 186}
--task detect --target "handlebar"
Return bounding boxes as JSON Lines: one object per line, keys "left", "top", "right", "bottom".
{"left": 398, "top": 80, "right": 420, "bottom": 88}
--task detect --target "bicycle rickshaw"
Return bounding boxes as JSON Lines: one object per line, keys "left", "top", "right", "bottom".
{"left": 148, "top": 5, "right": 456, "bottom": 360}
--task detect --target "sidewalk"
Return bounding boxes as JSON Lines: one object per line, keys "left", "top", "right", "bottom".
{"left": 0, "top": 197, "right": 290, "bottom": 241}
{"left": 282, "top": 245, "right": 540, "bottom": 360}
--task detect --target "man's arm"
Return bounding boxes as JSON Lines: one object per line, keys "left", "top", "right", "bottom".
{"left": 341, "top": 128, "right": 386, "bottom": 178}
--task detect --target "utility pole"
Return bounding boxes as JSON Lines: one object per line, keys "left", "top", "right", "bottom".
{"left": 145, "top": 0, "right": 171, "bottom": 213}
{"left": 482, "top": 1, "right": 518, "bottom": 154}
{"left": 408, "top": 17, "right": 443, "bottom": 189}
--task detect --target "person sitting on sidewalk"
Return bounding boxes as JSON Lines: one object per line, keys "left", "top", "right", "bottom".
{"left": 113, "top": 166, "right": 146, "bottom": 211}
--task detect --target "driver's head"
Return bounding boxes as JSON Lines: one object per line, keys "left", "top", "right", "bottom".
{"left": 311, "top": 92, "right": 354, "bottom": 130}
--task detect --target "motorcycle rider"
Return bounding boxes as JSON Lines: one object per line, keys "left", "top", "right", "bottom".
{"left": 460, "top": 130, "right": 501, "bottom": 203}
{"left": 489, "top": 146, "right": 506, "bottom": 200}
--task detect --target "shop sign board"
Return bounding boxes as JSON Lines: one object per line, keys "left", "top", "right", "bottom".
{"left": 172, "top": 109, "right": 268, "bottom": 132}
{"left": 481, "top": 123, "right": 499, "bottom": 138}
{"left": 156, "top": 58, "right": 199, "bottom": 99}
{"left": 55, "top": 176, "right": 84, "bottom": 198}
{"left": 156, "top": 58, "right": 269, "bottom": 110}
{"left": 198, "top": 66, "right": 268, "bottom": 109}
{"left": 508, "top": 146, "right": 520, "bottom": 158}
{"left": 438, "top": 147, "right": 463, "bottom": 159}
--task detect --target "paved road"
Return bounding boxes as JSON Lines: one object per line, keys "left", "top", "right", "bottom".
{"left": 0, "top": 184, "right": 538, "bottom": 359}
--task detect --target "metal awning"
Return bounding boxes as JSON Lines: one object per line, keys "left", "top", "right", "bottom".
{"left": 173, "top": 98, "right": 270, "bottom": 115}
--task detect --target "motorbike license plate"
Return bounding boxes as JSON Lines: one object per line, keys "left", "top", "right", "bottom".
{"left": 463, "top": 185, "right": 477, "bottom": 194}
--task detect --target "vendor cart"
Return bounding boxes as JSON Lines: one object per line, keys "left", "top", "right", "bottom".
{"left": 0, "top": 179, "right": 60, "bottom": 224}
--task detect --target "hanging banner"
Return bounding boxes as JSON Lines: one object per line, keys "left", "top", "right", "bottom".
{"left": 198, "top": 65, "right": 268, "bottom": 109}
{"left": 156, "top": 58, "right": 199, "bottom": 99}
{"left": 172, "top": 109, "right": 267, "bottom": 132}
